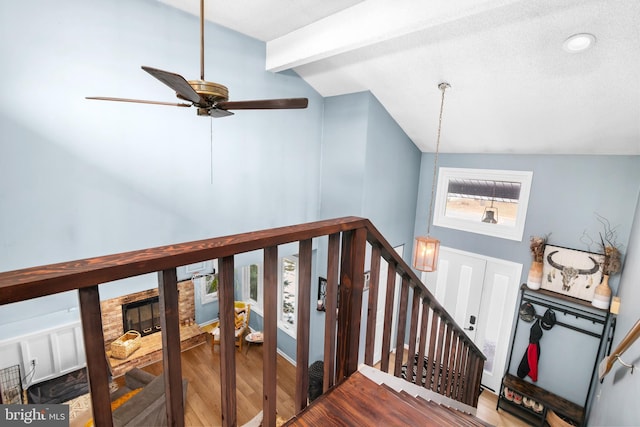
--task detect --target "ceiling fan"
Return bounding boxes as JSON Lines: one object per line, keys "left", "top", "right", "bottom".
{"left": 86, "top": 0, "right": 308, "bottom": 118}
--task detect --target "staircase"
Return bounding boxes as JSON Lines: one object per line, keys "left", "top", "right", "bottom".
{"left": 0, "top": 216, "right": 486, "bottom": 427}
{"left": 285, "top": 365, "right": 490, "bottom": 426}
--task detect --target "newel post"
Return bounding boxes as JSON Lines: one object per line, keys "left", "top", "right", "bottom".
{"left": 336, "top": 227, "right": 367, "bottom": 380}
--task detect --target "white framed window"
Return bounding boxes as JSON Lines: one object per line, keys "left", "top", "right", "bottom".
{"left": 192, "top": 260, "right": 218, "bottom": 304}
{"left": 242, "top": 263, "right": 263, "bottom": 313}
{"left": 433, "top": 168, "right": 533, "bottom": 241}
{"left": 177, "top": 260, "right": 214, "bottom": 281}
{"left": 279, "top": 256, "right": 298, "bottom": 336}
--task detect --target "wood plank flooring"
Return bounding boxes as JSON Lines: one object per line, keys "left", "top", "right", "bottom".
{"left": 133, "top": 340, "right": 531, "bottom": 426}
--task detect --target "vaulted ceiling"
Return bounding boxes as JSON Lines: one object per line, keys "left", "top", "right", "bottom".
{"left": 158, "top": 0, "right": 639, "bottom": 155}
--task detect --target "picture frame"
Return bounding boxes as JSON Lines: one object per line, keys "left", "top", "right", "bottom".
{"left": 317, "top": 277, "right": 327, "bottom": 311}
{"left": 541, "top": 244, "right": 604, "bottom": 301}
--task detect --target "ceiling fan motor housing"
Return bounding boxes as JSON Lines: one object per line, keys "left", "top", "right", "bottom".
{"left": 182, "top": 80, "right": 229, "bottom": 106}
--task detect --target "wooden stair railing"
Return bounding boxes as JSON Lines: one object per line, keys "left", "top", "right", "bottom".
{"left": 0, "top": 216, "right": 485, "bottom": 427}
{"left": 599, "top": 319, "right": 640, "bottom": 380}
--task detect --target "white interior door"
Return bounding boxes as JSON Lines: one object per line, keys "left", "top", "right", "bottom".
{"left": 423, "top": 248, "right": 486, "bottom": 341}
{"left": 473, "top": 259, "right": 521, "bottom": 392}
{"left": 422, "top": 247, "right": 521, "bottom": 392}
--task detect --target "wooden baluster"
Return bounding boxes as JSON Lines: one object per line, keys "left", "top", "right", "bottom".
{"left": 445, "top": 333, "right": 457, "bottom": 397}
{"left": 465, "top": 353, "right": 480, "bottom": 406}
{"left": 452, "top": 333, "right": 465, "bottom": 399}
{"left": 336, "top": 227, "right": 367, "bottom": 380}
{"left": 263, "top": 246, "right": 278, "bottom": 427}
{"left": 323, "top": 233, "right": 340, "bottom": 390}
{"left": 158, "top": 268, "right": 185, "bottom": 427}
{"left": 424, "top": 309, "right": 439, "bottom": 390}
{"left": 460, "top": 346, "right": 470, "bottom": 404}
{"left": 433, "top": 315, "right": 446, "bottom": 394}
{"left": 393, "top": 276, "right": 410, "bottom": 377}
{"left": 380, "top": 262, "right": 397, "bottom": 373}
{"left": 78, "top": 286, "right": 113, "bottom": 427}
{"left": 473, "top": 356, "right": 484, "bottom": 407}
{"left": 457, "top": 346, "right": 468, "bottom": 404}
{"left": 415, "top": 299, "right": 430, "bottom": 388}
{"left": 364, "top": 244, "right": 382, "bottom": 366}
{"left": 440, "top": 323, "right": 454, "bottom": 397}
{"left": 406, "top": 286, "right": 421, "bottom": 366}
{"left": 218, "top": 256, "right": 236, "bottom": 427}
{"left": 295, "top": 239, "right": 312, "bottom": 412}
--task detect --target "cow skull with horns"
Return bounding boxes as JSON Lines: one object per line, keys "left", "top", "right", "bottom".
{"left": 546, "top": 250, "right": 601, "bottom": 291}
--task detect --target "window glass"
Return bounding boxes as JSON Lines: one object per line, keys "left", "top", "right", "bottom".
{"left": 433, "top": 168, "right": 532, "bottom": 241}
{"left": 444, "top": 178, "right": 521, "bottom": 226}
{"left": 242, "top": 263, "right": 262, "bottom": 312}
{"left": 280, "top": 257, "right": 298, "bottom": 330}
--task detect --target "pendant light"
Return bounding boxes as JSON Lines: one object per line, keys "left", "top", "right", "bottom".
{"left": 413, "top": 82, "right": 450, "bottom": 272}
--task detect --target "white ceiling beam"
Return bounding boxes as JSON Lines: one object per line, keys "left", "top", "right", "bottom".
{"left": 266, "top": 0, "right": 524, "bottom": 72}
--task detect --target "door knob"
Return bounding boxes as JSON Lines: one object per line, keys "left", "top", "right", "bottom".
{"left": 465, "top": 326, "right": 475, "bottom": 331}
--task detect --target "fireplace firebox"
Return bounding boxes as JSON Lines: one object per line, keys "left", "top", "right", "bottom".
{"left": 122, "top": 296, "right": 161, "bottom": 336}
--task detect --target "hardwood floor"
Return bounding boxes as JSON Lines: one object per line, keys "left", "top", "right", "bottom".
{"left": 134, "top": 340, "right": 530, "bottom": 426}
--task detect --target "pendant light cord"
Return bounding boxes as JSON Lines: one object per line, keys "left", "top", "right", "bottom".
{"left": 426, "top": 83, "right": 449, "bottom": 236}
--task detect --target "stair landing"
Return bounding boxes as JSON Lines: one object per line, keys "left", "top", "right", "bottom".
{"left": 284, "top": 367, "right": 492, "bottom": 426}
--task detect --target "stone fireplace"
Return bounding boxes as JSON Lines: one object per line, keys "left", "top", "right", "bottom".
{"left": 100, "top": 280, "right": 205, "bottom": 377}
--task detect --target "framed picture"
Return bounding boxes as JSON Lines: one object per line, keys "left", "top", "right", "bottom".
{"left": 541, "top": 245, "right": 604, "bottom": 301}
{"left": 317, "top": 277, "right": 327, "bottom": 311}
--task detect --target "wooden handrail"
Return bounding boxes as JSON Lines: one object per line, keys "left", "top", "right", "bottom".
{"left": 0, "top": 216, "right": 486, "bottom": 426}
{"left": 599, "top": 319, "right": 640, "bottom": 380}
{"left": 0, "top": 217, "right": 368, "bottom": 305}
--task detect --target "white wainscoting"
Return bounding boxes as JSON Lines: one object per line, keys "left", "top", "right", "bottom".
{"left": 0, "top": 321, "right": 85, "bottom": 388}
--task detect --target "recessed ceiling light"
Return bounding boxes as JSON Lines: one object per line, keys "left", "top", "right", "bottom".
{"left": 563, "top": 33, "right": 596, "bottom": 53}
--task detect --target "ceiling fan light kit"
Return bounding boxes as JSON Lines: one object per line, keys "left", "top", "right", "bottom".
{"left": 86, "top": 0, "right": 308, "bottom": 118}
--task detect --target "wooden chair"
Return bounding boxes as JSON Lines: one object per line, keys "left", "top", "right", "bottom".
{"left": 211, "top": 301, "right": 251, "bottom": 352}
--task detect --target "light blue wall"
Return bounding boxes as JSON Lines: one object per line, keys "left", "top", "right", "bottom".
{"left": 589, "top": 196, "right": 640, "bottom": 426}
{"left": 415, "top": 154, "right": 640, "bottom": 293}
{"left": 0, "top": 0, "right": 322, "bottom": 335}
{"left": 313, "top": 92, "right": 421, "bottom": 363}
{"left": 414, "top": 153, "right": 640, "bottom": 411}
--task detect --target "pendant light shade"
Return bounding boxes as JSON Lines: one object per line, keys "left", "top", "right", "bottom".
{"left": 413, "top": 82, "right": 450, "bottom": 272}
{"left": 413, "top": 236, "right": 441, "bottom": 272}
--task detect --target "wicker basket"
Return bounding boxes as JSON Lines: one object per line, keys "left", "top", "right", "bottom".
{"left": 546, "top": 410, "right": 577, "bottom": 427}
{"left": 110, "top": 330, "right": 141, "bottom": 359}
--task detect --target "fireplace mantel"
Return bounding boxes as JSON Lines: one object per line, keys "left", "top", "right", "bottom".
{"left": 100, "top": 280, "right": 196, "bottom": 350}
{"left": 100, "top": 280, "right": 206, "bottom": 377}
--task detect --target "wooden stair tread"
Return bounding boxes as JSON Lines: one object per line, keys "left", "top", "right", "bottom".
{"left": 285, "top": 372, "right": 490, "bottom": 427}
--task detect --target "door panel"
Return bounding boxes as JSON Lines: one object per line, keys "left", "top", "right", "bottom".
{"left": 422, "top": 246, "right": 521, "bottom": 392}
{"left": 424, "top": 248, "right": 486, "bottom": 342}
{"left": 474, "top": 260, "right": 521, "bottom": 392}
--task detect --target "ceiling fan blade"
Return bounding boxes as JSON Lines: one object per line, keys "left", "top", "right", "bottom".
{"left": 208, "top": 108, "right": 235, "bottom": 118}
{"left": 216, "top": 98, "right": 308, "bottom": 110}
{"left": 141, "top": 66, "right": 201, "bottom": 104}
{"left": 86, "top": 96, "right": 192, "bottom": 107}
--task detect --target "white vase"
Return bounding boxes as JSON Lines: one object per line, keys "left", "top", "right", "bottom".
{"left": 592, "top": 274, "right": 612, "bottom": 309}
{"left": 527, "top": 261, "right": 543, "bottom": 290}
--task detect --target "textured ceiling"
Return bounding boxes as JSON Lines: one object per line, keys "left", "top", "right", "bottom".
{"left": 158, "top": 0, "right": 640, "bottom": 154}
